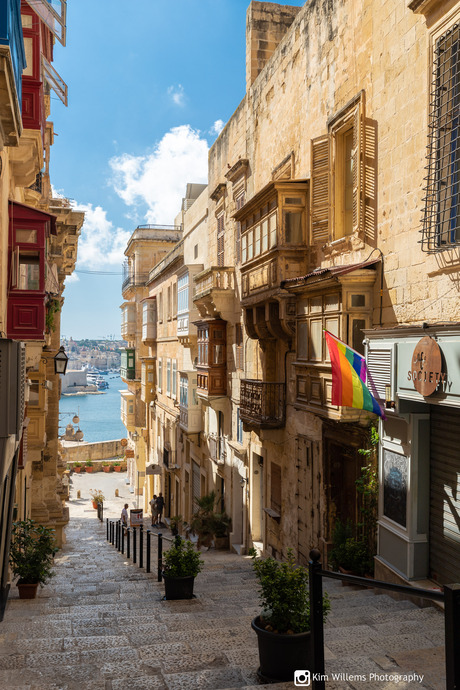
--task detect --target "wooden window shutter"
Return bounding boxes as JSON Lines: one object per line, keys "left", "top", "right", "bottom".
{"left": 217, "top": 214, "right": 225, "bottom": 267}
{"left": 364, "top": 118, "right": 376, "bottom": 243}
{"left": 235, "top": 193, "right": 245, "bottom": 263}
{"left": 352, "top": 103, "right": 364, "bottom": 234}
{"left": 310, "top": 136, "right": 330, "bottom": 243}
{"left": 235, "top": 323, "right": 244, "bottom": 370}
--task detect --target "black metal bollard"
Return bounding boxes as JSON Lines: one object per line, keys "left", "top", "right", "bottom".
{"left": 127, "top": 528, "right": 130, "bottom": 559}
{"left": 444, "top": 583, "right": 460, "bottom": 690}
{"left": 106, "top": 517, "right": 109, "bottom": 540}
{"left": 146, "top": 529, "right": 151, "bottom": 573}
{"left": 121, "top": 524, "right": 125, "bottom": 554}
{"left": 309, "top": 549, "right": 325, "bottom": 690}
{"left": 157, "top": 532, "right": 163, "bottom": 582}
{"left": 139, "top": 525, "right": 143, "bottom": 569}
{"left": 132, "top": 526, "right": 137, "bottom": 564}
{"left": 110, "top": 521, "right": 114, "bottom": 545}
{"left": 115, "top": 521, "right": 119, "bottom": 550}
{"left": 117, "top": 521, "right": 121, "bottom": 551}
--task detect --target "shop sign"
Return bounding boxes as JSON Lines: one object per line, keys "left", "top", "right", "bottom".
{"left": 407, "top": 336, "right": 445, "bottom": 396}
{"left": 120, "top": 438, "right": 128, "bottom": 447}
{"left": 125, "top": 449, "right": 135, "bottom": 458}
{"left": 130, "top": 509, "right": 143, "bottom": 526}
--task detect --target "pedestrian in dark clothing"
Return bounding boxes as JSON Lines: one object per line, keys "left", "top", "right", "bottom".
{"left": 156, "top": 492, "right": 165, "bottom": 525}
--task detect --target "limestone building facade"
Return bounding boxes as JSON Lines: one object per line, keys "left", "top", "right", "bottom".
{"left": 120, "top": 0, "right": 460, "bottom": 587}
{"left": 0, "top": 0, "right": 83, "bottom": 617}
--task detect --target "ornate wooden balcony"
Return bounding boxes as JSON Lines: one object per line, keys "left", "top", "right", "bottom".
{"left": 240, "top": 380, "right": 286, "bottom": 429}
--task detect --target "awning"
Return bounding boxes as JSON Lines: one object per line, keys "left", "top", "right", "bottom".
{"left": 146, "top": 464, "right": 162, "bottom": 475}
{"left": 281, "top": 257, "right": 381, "bottom": 289}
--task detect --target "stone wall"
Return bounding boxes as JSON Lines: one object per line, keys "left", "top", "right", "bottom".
{"left": 60, "top": 439, "right": 125, "bottom": 464}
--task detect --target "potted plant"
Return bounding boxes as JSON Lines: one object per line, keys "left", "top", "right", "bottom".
{"left": 74, "top": 462, "right": 82, "bottom": 473}
{"left": 85, "top": 460, "right": 94, "bottom": 473}
{"left": 250, "top": 548, "right": 330, "bottom": 682}
{"left": 102, "top": 461, "right": 111, "bottom": 473}
{"left": 162, "top": 535, "right": 204, "bottom": 600}
{"left": 89, "top": 489, "right": 105, "bottom": 510}
{"left": 328, "top": 523, "right": 372, "bottom": 577}
{"left": 170, "top": 515, "right": 183, "bottom": 536}
{"left": 9, "top": 520, "right": 58, "bottom": 599}
{"left": 112, "top": 461, "right": 122, "bottom": 472}
{"left": 190, "top": 491, "right": 231, "bottom": 549}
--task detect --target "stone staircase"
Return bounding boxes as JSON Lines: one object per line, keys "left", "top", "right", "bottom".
{"left": 0, "top": 514, "right": 446, "bottom": 689}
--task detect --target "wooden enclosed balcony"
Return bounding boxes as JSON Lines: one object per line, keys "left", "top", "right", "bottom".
{"left": 240, "top": 380, "right": 286, "bottom": 429}
{"left": 193, "top": 267, "right": 235, "bottom": 320}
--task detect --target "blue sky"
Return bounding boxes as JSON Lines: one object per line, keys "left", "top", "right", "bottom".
{"left": 53, "top": 0, "right": 305, "bottom": 339}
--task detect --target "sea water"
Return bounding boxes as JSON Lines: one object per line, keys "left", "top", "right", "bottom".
{"left": 59, "top": 374, "right": 127, "bottom": 443}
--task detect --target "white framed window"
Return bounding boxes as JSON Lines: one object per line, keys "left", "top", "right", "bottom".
{"left": 158, "top": 358, "right": 163, "bottom": 393}
{"left": 166, "top": 358, "right": 171, "bottom": 396}
{"left": 172, "top": 359, "right": 177, "bottom": 398}
{"left": 177, "top": 273, "right": 189, "bottom": 314}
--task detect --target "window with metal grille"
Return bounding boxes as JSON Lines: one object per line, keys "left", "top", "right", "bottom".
{"left": 217, "top": 214, "right": 225, "bottom": 266}
{"left": 422, "top": 24, "right": 460, "bottom": 251}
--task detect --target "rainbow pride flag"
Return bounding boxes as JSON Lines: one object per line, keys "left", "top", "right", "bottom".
{"left": 324, "top": 330, "right": 385, "bottom": 418}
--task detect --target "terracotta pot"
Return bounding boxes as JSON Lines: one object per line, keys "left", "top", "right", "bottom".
{"left": 86, "top": 467, "right": 93, "bottom": 473}
{"left": 92, "top": 501, "right": 98, "bottom": 509}
{"left": 103, "top": 466, "right": 111, "bottom": 472}
{"left": 18, "top": 582, "right": 39, "bottom": 599}
{"left": 74, "top": 467, "right": 82, "bottom": 473}
{"left": 113, "top": 466, "right": 122, "bottom": 472}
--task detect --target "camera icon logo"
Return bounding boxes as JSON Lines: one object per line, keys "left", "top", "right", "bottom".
{"left": 294, "top": 670, "right": 311, "bottom": 686}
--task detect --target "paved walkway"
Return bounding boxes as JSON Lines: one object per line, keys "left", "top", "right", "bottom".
{"left": 0, "top": 472, "right": 447, "bottom": 689}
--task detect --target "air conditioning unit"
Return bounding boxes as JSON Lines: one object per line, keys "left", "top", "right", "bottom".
{"left": 0, "top": 339, "right": 26, "bottom": 438}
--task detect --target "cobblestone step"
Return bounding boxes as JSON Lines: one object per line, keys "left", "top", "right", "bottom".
{"left": 0, "top": 473, "right": 446, "bottom": 689}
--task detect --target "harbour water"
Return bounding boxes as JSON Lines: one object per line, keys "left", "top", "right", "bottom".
{"left": 59, "top": 374, "right": 126, "bottom": 443}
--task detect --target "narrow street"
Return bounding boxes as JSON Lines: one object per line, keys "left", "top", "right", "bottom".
{"left": 0, "top": 473, "right": 446, "bottom": 690}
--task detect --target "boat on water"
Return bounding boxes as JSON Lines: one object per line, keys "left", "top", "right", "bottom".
{"left": 87, "top": 373, "right": 109, "bottom": 390}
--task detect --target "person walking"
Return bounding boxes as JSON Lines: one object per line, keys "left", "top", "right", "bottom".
{"left": 121, "top": 503, "right": 128, "bottom": 527}
{"left": 156, "top": 492, "right": 165, "bottom": 526}
{"left": 150, "top": 494, "right": 158, "bottom": 526}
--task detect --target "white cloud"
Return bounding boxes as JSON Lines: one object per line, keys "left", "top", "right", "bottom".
{"left": 167, "top": 84, "right": 185, "bottom": 107}
{"left": 65, "top": 272, "right": 80, "bottom": 284}
{"left": 72, "top": 202, "right": 131, "bottom": 269}
{"left": 109, "top": 125, "right": 208, "bottom": 225}
{"left": 210, "top": 119, "right": 225, "bottom": 136}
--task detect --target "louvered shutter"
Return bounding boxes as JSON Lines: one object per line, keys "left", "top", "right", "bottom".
{"left": 310, "top": 136, "right": 330, "bottom": 243}
{"left": 352, "top": 103, "right": 364, "bottom": 234}
{"left": 217, "top": 214, "right": 225, "bottom": 267}
{"left": 364, "top": 118, "right": 376, "bottom": 243}
{"left": 367, "top": 348, "right": 392, "bottom": 402}
{"left": 235, "top": 194, "right": 245, "bottom": 264}
{"left": 235, "top": 324, "right": 244, "bottom": 370}
{"left": 430, "top": 407, "right": 460, "bottom": 584}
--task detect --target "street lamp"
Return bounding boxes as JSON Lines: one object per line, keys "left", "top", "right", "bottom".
{"left": 54, "top": 346, "right": 69, "bottom": 375}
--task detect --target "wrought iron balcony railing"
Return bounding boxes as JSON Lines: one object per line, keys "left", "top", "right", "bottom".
{"left": 240, "top": 380, "right": 286, "bottom": 428}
